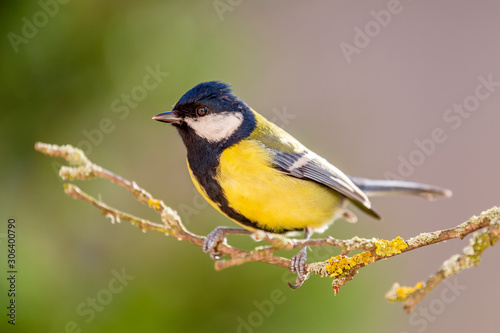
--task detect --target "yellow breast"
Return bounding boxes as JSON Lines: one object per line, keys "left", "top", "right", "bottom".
{"left": 215, "top": 139, "right": 343, "bottom": 232}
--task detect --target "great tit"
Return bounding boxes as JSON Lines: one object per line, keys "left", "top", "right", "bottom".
{"left": 153, "top": 81, "right": 452, "bottom": 288}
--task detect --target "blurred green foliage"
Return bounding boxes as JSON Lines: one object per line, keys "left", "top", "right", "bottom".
{"left": 0, "top": 1, "right": 395, "bottom": 332}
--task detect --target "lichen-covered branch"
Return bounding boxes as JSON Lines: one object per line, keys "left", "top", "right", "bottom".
{"left": 386, "top": 213, "right": 499, "bottom": 313}
{"left": 35, "top": 142, "right": 499, "bottom": 313}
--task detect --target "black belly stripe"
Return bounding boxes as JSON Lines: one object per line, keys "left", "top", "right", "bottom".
{"left": 182, "top": 129, "right": 270, "bottom": 231}
{"left": 187, "top": 153, "right": 274, "bottom": 231}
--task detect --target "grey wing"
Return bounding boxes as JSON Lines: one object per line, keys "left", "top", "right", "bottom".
{"left": 272, "top": 150, "right": 381, "bottom": 220}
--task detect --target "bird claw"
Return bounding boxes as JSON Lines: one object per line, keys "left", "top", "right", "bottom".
{"left": 202, "top": 227, "right": 227, "bottom": 259}
{"left": 288, "top": 247, "right": 310, "bottom": 289}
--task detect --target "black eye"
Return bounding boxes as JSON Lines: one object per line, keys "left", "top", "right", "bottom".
{"left": 196, "top": 106, "right": 209, "bottom": 117}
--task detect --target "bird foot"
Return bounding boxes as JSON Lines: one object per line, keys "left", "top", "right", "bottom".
{"left": 288, "top": 247, "right": 310, "bottom": 289}
{"left": 202, "top": 227, "right": 227, "bottom": 259}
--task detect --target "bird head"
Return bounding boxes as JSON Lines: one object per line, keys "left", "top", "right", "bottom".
{"left": 153, "top": 81, "right": 255, "bottom": 146}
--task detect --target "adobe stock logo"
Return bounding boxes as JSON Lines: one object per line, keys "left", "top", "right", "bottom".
{"left": 212, "top": 0, "right": 244, "bottom": 22}
{"left": 56, "top": 268, "right": 135, "bottom": 333}
{"left": 50, "top": 64, "right": 168, "bottom": 181}
{"left": 339, "top": 0, "right": 406, "bottom": 64}
{"left": 77, "top": 65, "right": 168, "bottom": 156}
{"left": 405, "top": 278, "right": 467, "bottom": 333}
{"left": 7, "top": 0, "right": 72, "bottom": 54}
{"left": 385, "top": 74, "right": 499, "bottom": 181}
{"left": 229, "top": 289, "right": 287, "bottom": 333}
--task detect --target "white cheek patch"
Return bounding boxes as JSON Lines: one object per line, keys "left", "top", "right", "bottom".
{"left": 185, "top": 112, "right": 244, "bottom": 142}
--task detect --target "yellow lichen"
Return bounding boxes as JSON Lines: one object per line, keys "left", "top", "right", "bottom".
{"left": 395, "top": 281, "right": 423, "bottom": 300}
{"left": 148, "top": 198, "right": 162, "bottom": 210}
{"left": 326, "top": 251, "right": 374, "bottom": 277}
{"left": 386, "top": 281, "right": 424, "bottom": 303}
{"left": 374, "top": 236, "right": 408, "bottom": 256}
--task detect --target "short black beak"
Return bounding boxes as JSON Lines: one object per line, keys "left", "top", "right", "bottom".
{"left": 152, "top": 111, "right": 183, "bottom": 125}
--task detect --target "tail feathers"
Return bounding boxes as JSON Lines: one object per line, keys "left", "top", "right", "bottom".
{"left": 349, "top": 176, "right": 452, "bottom": 200}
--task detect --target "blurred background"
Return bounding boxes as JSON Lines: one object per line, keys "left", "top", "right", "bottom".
{"left": 1, "top": 0, "right": 499, "bottom": 332}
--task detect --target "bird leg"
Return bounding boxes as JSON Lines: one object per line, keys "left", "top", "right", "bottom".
{"left": 288, "top": 227, "right": 312, "bottom": 289}
{"left": 203, "top": 226, "right": 252, "bottom": 259}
